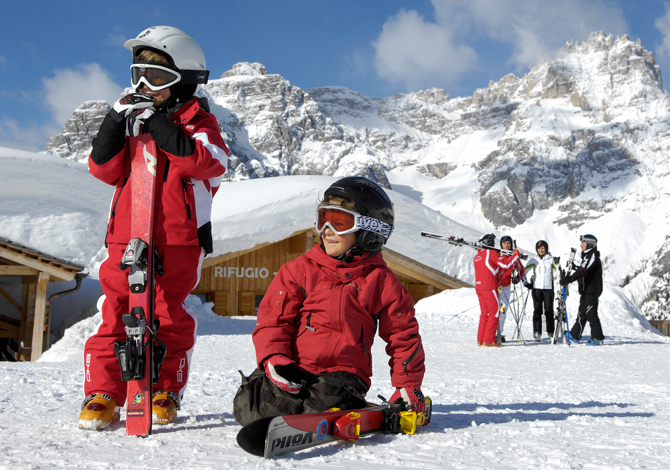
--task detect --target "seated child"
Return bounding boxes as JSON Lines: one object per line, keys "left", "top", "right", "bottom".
{"left": 233, "top": 177, "right": 425, "bottom": 426}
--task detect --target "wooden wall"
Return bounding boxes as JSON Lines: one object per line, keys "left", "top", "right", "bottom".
{"left": 193, "top": 230, "right": 318, "bottom": 316}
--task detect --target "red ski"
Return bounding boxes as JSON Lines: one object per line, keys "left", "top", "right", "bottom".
{"left": 236, "top": 398, "right": 432, "bottom": 458}
{"left": 114, "top": 134, "right": 165, "bottom": 437}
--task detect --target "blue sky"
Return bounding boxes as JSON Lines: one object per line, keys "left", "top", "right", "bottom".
{"left": 1, "top": 0, "right": 669, "bottom": 152}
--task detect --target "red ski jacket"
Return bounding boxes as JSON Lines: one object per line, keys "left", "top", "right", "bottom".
{"left": 500, "top": 253, "right": 525, "bottom": 288}
{"left": 473, "top": 249, "right": 521, "bottom": 291}
{"left": 253, "top": 245, "right": 425, "bottom": 390}
{"left": 88, "top": 97, "right": 228, "bottom": 252}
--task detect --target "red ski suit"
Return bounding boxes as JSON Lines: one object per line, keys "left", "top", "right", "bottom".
{"left": 84, "top": 97, "right": 228, "bottom": 406}
{"left": 253, "top": 245, "right": 425, "bottom": 391}
{"left": 500, "top": 253, "right": 525, "bottom": 288}
{"left": 474, "top": 249, "right": 520, "bottom": 344}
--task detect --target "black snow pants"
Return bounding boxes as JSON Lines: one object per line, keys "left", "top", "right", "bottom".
{"left": 233, "top": 368, "right": 368, "bottom": 426}
{"left": 570, "top": 294, "right": 604, "bottom": 341}
{"left": 532, "top": 288, "right": 555, "bottom": 335}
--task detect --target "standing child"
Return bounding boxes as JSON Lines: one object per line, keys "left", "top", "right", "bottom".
{"left": 523, "top": 240, "right": 557, "bottom": 342}
{"left": 233, "top": 177, "right": 426, "bottom": 426}
{"left": 497, "top": 235, "right": 525, "bottom": 342}
{"left": 473, "top": 234, "right": 521, "bottom": 347}
{"left": 79, "top": 26, "right": 229, "bottom": 429}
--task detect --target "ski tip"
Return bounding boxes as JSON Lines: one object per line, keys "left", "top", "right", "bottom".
{"left": 236, "top": 416, "right": 274, "bottom": 457}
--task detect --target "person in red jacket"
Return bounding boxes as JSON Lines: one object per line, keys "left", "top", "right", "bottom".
{"left": 233, "top": 177, "right": 426, "bottom": 426}
{"left": 474, "top": 234, "right": 521, "bottom": 347}
{"left": 79, "top": 26, "right": 229, "bottom": 430}
{"left": 497, "top": 235, "right": 525, "bottom": 342}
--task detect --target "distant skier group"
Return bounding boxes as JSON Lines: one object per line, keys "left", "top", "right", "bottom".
{"left": 473, "top": 233, "right": 604, "bottom": 347}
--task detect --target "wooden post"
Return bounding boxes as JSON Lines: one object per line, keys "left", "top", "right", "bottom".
{"left": 30, "top": 272, "right": 49, "bottom": 361}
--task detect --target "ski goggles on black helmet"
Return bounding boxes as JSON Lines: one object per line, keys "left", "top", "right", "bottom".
{"left": 315, "top": 205, "right": 392, "bottom": 239}
{"left": 131, "top": 64, "right": 181, "bottom": 91}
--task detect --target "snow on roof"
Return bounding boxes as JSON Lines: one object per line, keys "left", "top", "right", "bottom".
{"left": 211, "top": 175, "right": 482, "bottom": 283}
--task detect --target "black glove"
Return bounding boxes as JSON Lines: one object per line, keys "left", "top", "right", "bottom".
{"left": 559, "top": 275, "right": 572, "bottom": 286}
{"left": 512, "top": 276, "right": 520, "bottom": 285}
{"left": 523, "top": 282, "right": 532, "bottom": 290}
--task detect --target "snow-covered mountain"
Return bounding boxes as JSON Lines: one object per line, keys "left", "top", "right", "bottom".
{"left": 44, "top": 31, "right": 670, "bottom": 320}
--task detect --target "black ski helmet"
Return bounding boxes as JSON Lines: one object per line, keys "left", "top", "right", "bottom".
{"left": 536, "top": 240, "right": 548, "bottom": 253}
{"left": 500, "top": 235, "right": 513, "bottom": 248}
{"left": 479, "top": 233, "right": 496, "bottom": 248}
{"left": 580, "top": 234, "right": 597, "bottom": 249}
{"left": 322, "top": 177, "right": 394, "bottom": 254}
{"left": 125, "top": 26, "right": 210, "bottom": 104}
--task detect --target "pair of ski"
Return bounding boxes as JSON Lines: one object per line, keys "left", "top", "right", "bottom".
{"left": 552, "top": 248, "right": 576, "bottom": 346}
{"left": 237, "top": 398, "right": 432, "bottom": 458}
{"left": 112, "top": 134, "right": 164, "bottom": 436}
{"left": 420, "top": 231, "right": 528, "bottom": 260}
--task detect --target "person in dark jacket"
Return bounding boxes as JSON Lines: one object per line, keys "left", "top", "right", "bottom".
{"left": 561, "top": 234, "right": 605, "bottom": 345}
{"left": 233, "top": 177, "right": 426, "bottom": 427}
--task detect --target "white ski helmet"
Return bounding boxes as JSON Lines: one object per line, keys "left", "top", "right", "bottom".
{"left": 125, "top": 26, "right": 209, "bottom": 84}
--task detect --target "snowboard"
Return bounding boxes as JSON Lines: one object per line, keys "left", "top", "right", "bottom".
{"left": 114, "top": 134, "right": 162, "bottom": 436}
{"left": 237, "top": 398, "right": 432, "bottom": 458}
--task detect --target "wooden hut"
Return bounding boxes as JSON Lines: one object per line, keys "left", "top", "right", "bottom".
{"left": 0, "top": 237, "right": 86, "bottom": 361}
{"left": 192, "top": 228, "right": 470, "bottom": 316}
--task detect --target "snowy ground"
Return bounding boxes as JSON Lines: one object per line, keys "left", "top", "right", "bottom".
{"left": 2, "top": 286, "right": 669, "bottom": 469}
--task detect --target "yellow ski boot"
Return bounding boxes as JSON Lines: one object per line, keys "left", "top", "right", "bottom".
{"left": 152, "top": 391, "right": 179, "bottom": 425}
{"left": 78, "top": 393, "right": 120, "bottom": 430}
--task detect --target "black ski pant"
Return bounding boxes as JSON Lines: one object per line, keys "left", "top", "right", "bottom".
{"left": 570, "top": 294, "right": 604, "bottom": 341}
{"left": 233, "top": 368, "right": 368, "bottom": 426}
{"left": 532, "top": 288, "right": 555, "bottom": 335}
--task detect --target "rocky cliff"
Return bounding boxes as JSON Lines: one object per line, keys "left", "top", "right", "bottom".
{"left": 45, "top": 32, "right": 670, "bottom": 319}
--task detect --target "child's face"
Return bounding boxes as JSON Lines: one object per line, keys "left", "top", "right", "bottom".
{"left": 321, "top": 226, "right": 357, "bottom": 258}
{"left": 139, "top": 84, "right": 171, "bottom": 108}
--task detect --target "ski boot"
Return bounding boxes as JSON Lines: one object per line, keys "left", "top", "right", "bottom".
{"left": 152, "top": 390, "right": 179, "bottom": 425}
{"left": 585, "top": 339, "right": 604, "bottom": 346}
{"left": 533, "top": 332, "right": 541, "bottom": 342}
{"left": 78, "top": 393, "right": 120, "bottom": 430}
{"left": 482, "top": 342, "right": 501, "bottom": 347}
{"left": 566, "top": 332, "right": 579, "bottom": 343}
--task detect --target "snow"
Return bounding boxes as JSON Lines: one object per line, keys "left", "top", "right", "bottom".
{"left": 1, "top": 285, "right": 669, "bottom": 468}
{"left": 1, "top": 126, "right": 670, "bottom": 467}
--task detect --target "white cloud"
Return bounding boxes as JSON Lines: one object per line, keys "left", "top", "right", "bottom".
{"left": 373, "top": 9, "right": 477, "bottom": 91}
{"left": 0, "top": 118, "right": 60, "bottom": 153}
{"left": 42, "top": 63, "right": 122, "bottom": 125}
{"left": 655, "top": 4, "right": 670, "bottom": 61}
{"left": 374, "top": 0, "right": 629, "bottom": 91}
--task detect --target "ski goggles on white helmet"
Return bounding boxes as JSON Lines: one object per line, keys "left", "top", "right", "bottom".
{"left": 315, "top": 205, "right": 392, "bottom": 239}
{"left": 131, "top": 64, "right": 181, "bottom": 91}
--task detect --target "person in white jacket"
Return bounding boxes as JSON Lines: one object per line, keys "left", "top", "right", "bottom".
{"left": 523, "top": 240, "right": 557, "bottom": 341}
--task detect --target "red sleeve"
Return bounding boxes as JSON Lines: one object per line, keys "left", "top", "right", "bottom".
{"left": 164, "top": 112, "right": 228, "bottom": 182}
{"left": 377, "top": 275, "right": 425, "bottom": 388}
{"left": 252, "top": 262, "right": 305, "bottom": 368}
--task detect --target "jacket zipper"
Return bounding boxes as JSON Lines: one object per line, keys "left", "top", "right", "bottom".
{"left": 402, "top": 339, "right": 422, "bottom": 375}
{"left": 360, "top": 327, "right": 371, "bottom": 367}
{"left": 105, "top": 177, "right": 128, "bottom": 245}
{"left": 181, "top": 178, "right": 193, "bottom": 219}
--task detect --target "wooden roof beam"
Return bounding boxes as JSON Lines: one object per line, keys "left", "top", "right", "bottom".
{"left": 0, "top": 246, "right": 75, "bottom": 282}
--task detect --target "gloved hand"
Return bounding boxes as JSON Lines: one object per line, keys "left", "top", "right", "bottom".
{"left": 559, "top": 275, "right": 572, "bottom": 286}
{"left": 390, "top": 386, "right": 426, "bottom": 415}
{"left": 523, "top": 282, "right": 532, "bottom": 290}
{"left": 126, "top": 107, "right": 155, "bottom": 137}
{"left": 511, "top": 275, "right": 520, "bottom": 285}
{"left": 264, "top": 355, "right": 301, "bottom": 394}
{"left": 112, "top": 93, "right": 155, "bottom": 118}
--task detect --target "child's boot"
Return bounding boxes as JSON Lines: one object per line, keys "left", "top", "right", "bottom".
{"left": 78, "top": 393, "right": 120, "bottom": 430}
{"left": 152, "top": 391, "right": 179, "bottom": 425}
